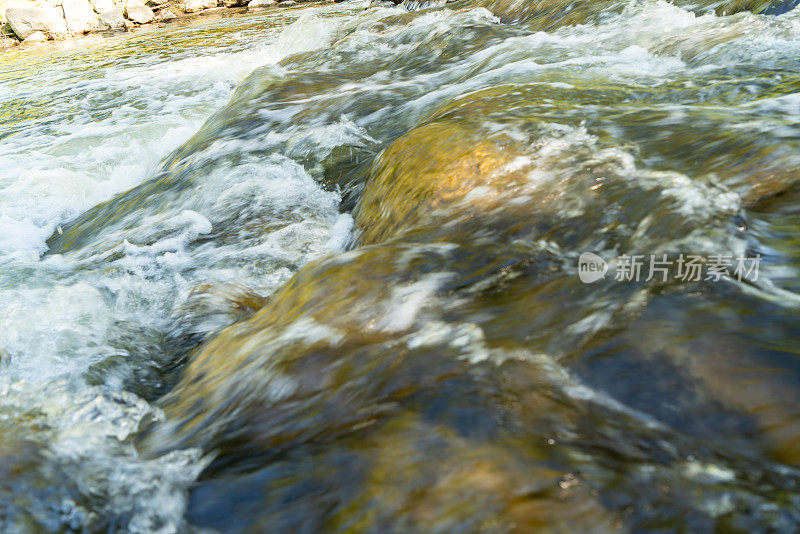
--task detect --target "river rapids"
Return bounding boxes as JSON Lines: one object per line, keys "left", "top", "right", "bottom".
{"left": 2, "top": 0, "right": 800, "bottom": 532}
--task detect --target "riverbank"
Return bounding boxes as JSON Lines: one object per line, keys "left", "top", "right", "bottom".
{"left": 0, "top": 0, "right": 330, "bottom": 49}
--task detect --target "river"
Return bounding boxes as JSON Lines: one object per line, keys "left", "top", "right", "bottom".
{"left": 1, "top": 0, "right": 800, "bottom": 531}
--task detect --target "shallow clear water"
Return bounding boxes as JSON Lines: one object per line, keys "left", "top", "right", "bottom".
{"left": 2, "top": 0, "right": 800, "bottom": 531}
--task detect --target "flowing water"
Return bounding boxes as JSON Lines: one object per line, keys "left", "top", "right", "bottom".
{"left": 2, "top": 0, "right": 800, "bottom": 531}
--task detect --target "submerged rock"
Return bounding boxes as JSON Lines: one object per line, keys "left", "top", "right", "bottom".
{"left": 247, "top": 0, "right": 276, "bottom": 6}
{"left": 5, "top": 6, "right": 68, "bottom": 40}
{"left": 447, "top": 0, "right": 796, "bottom": 26}
{"left": 680, "top": 0, "right": 800, "bottom": 15}
{"left": 143, "top": 112, "right": 800, "bottom": 530}
{"left": 0, "top": 419, "right": 60, "bottom": 530}
{"left": 448, "top": 0, "right": 627, "bottom": 27}
{"left": 760, "top": 0, "right": 800, "bottom": 13}
{"left": 171, "top": 282, "right": 269, "bottom": 342}
{"left": 353, "top": 121, "right": 528, "bottom": 245}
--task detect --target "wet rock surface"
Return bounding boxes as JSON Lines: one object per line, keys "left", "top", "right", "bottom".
{"left": 4, "top": 0, "right": 800, "bottom": 531}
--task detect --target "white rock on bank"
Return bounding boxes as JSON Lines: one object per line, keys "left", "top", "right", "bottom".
{"left": 5, "top": 6, "right": 69, "bottom": 40}
{"left": 90, "top": 0, "right": 118, "bottom": 13}
{"left": 247, "top": 0, "right": 275, "bottom": 7}
{"left": 182, "top": 0, "right": 202, "bottom": 11}
{"left": 158, "top": 8, "right": 176, "bottom": 20}
{"left": 62, "top": 0, "right": 98, "bottom": 34}
{"left": 124, "top": 2, "right": 154, "bottom": 23}
{"left": 97, "top": 8, "right": 125, "bottom": 29}
{"left": 279, "top": 1, "right": 296, "bottom": 5}
{"left": 21, "top": 29, "right": 47, "bottom": 44}
{"left": 183, "top": 0, "right": 216, "bottom": 12}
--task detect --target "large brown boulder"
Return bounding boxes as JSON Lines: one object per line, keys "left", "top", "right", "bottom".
{"left": 353, "top": 121, "right": 530, "bottom": 245}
